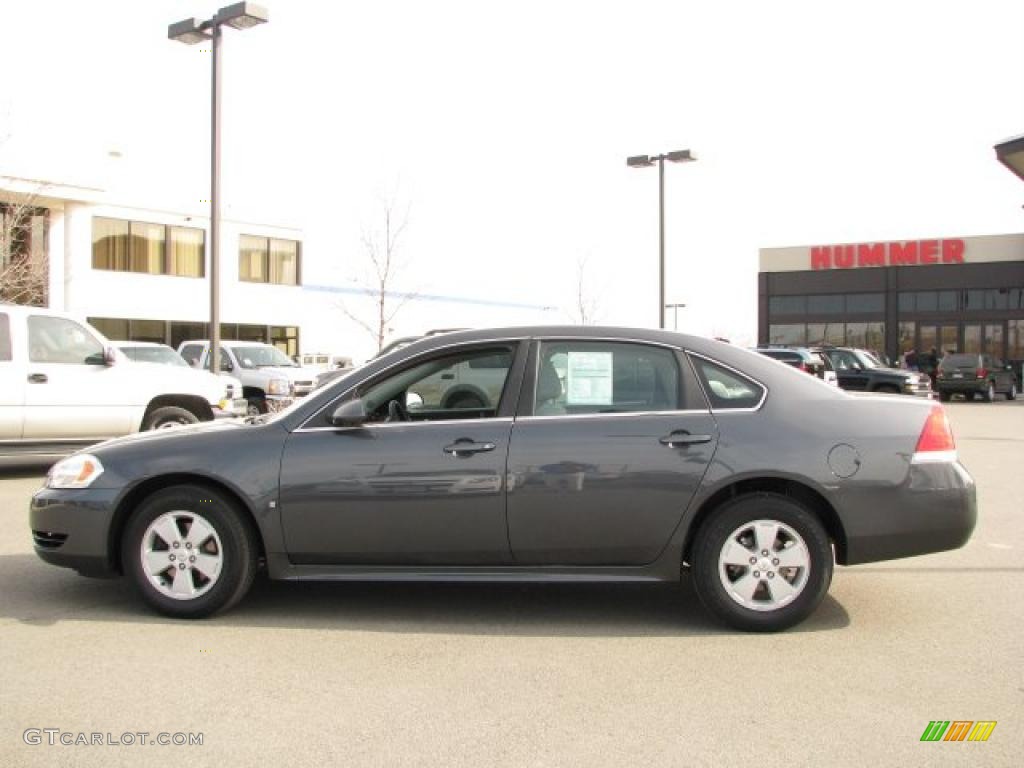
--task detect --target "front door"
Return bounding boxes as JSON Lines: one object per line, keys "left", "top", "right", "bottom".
{"left": 507, "top": 340, "right": 718, "bottom": 565}
{"left": 0, "top": 311, "right": 24, "bottom": 440}
{"left": 279, "top": 342, "right": 525, "bottom": 565}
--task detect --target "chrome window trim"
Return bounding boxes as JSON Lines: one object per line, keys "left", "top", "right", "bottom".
{"left": 686, "top": 351, "right": 769, "bottom": 413}
{"left": 294, "top": 417, "right": 514, "bottom": 434}
{"left": 517, "top": 408, "right": 710, "bottom": 422}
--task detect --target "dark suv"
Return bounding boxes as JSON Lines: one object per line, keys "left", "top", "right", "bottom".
{"left": 935, "top": 353, "right": 1018, "bottom": 402}
{"left": 813, "top": 347, "right": 933, "bottom": 397}
{"left": 755, "top": 346, "right": 835, "bottom": 383}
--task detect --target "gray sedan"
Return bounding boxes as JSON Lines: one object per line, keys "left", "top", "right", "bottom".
{"left": 30, "top": 326, "right": 976, "bottom": 631}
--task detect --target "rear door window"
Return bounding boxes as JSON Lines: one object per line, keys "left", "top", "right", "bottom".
{"left": 533, "top": 341, "right": 681, "bottom": 416}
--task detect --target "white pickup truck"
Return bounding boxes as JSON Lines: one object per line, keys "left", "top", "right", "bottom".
{"left": 0, "top": 304, "right": 245, "bottom": 463}
{"left": 178, "top": 339, "right": 317, "bottom": 416}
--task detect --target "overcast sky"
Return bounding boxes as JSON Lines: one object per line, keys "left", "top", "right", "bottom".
{"left": 2, "top": 0, "right": 1023, "bottom": 346}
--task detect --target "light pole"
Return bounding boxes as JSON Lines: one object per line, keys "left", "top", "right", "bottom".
{"left": 168, "top": 2, "right": 268, "bottom": 375}
{"left": 626, "top": 149, "right": 696, "bottom": 329}
{"left": 665, "top": 302, "right": 686, "bottom": 331}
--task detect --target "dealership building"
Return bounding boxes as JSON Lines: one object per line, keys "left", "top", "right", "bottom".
{"left": 758, "top": 233, "right": 1024, "bottom": 368}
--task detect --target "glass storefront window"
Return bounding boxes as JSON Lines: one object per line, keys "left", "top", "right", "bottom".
{"left": 937, "top": 291, "right": 957, "bottom": 311}
{"left": 965, "top": 290, "right": 984, "bottom": 310}
{"left": 898, "top": 293, "right": 914, "bottom": 312}
{"left": 807, "top": 295, "right": 844, "bottom": 314}
{"left": 846, "top": 293, "right": 884, "bottom": 313}
{"left": 940, "top": 326, "right": 958, "bottom": 355}
{"left": 768, "top": 324, "right": 806, "bottom": 345}
{"left": 898, "top": 322, "right": 916, "bottom": 356}
{"left": 769, "top": 296, "right": 806, "bottom": 315}
{"left": 1009, "top": 320, "right": 1024, "bottom": 360}
{"left": 915, "top": 292, "right": 938, "bottom": 312}
{"left": 984, "top": 324, "right": 1004, "bottom": 356}
{"left": 963, "top": 324, "right": 981, "bottom": 354}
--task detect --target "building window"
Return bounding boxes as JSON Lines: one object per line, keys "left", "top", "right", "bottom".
{"left": 768, "top": 324, "right": 806, "bottom": 345}
{"left": 271, "top": 325, "right": 299, "bottom": 358}
{"left": 1009, "top": 320, "right": 1024, "bottom": 361}
{"left": 915, "top": 291, "right": 938, "bottom": 312}
{"left": 92, "top": 217, "right": 205, "bottom": 278}
{"left": 807, "top": 295, "right": 845, "bottom": 314}
{"left": 898, "top": 321, "right": 916, "bottom": 356}
{"left": 769, "top": 295, "right": 806, "bottom": 315}
{"left": 845, "top": 293, "right": 884, "bottom": 314}
{"left": 239, "top": 235, "right": 300, "bottom": 285}
{"left": 89, "top": 316, "right": 169, "bottom": 343}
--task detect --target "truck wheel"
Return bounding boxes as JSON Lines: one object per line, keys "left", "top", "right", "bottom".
{"left": 143, "top": 406, "right": 200, "bottom": 431}
{"left": 122, "top": 485, "right": 258, "bottom": 618}
{"left": 983, "top": 382, "right": 995, "bottom": 402}
{"left": 1006, "top": 383, "right": 1017, "bottom": 401}
{"left": 246, "top": 397, "right": 268, "bottom": 417}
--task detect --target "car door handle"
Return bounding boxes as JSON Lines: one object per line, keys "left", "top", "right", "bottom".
{"left": 660, "top": 431, "right": 712, "bottom": 447}
{"left": 443, "top": 439, "right": 496, "bottom": 456}
{"left": 27, "top": 373, "right": 48, "bottom": 384}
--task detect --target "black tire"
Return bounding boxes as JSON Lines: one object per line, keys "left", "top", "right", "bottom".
{"left": 1007, "top": 383, "right": 1017, "bottom": 401}
{"left": 246, "top": 396, "right": 268, "bottom": 417}
{"left": 938, "top": 391, "right": 951, "bottom": 402}
{"left": 983, "top": 382, "right": 995, "bottom": 403}
{"left": 142, "top": 406, "right": 200, "bottom": 431}
{"left": 122, "top": 485, "right": 258, "bottom": 618}
{"left": 691, "top": 493, "right": 833, "bottom": 632}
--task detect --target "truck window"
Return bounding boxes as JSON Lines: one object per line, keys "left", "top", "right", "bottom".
{"left": 28, "top": 315, "right": 104, "bottom": 364}
{"left": 0, "top": 313, "right": 10, "bottom": 361}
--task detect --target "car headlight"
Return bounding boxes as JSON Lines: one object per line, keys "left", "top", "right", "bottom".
{"left": 48, "top": 454, "right": 104, "bottom": 489}
{"left": 267, "top": 378, "right": 292, "bottom": 396}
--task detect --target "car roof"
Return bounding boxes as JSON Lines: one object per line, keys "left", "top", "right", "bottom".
{"left": 112, "top": 340, "right": 168, "bottom": 347}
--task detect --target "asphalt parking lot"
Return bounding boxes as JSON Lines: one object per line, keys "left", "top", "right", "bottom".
{"left": 1, "top": 400, "right": 1022, "bottom": 767}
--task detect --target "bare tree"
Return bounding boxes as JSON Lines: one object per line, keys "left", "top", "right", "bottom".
{"left": 339, "top": 200, "right": 417, "bottom": 353}
{"left": 569, "top": 255, "right": 601, "bottom": 325}
{"left": 0, "top": 192, "right": 48, "bottom": 306}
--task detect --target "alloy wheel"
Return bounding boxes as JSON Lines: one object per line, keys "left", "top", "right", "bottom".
{"left": 140, "top": 511, "right": 224, "bottom": 600}
{"left": 717, "top": 519, "right": 810, "bottom": 611}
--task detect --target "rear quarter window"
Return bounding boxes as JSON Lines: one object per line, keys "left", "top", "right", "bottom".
{"left": 690, "top": 355, "right": 765, "bottom": 410}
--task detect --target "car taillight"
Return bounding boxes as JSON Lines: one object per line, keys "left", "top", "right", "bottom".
{"left": 976, "top": 367, "right": 986, "bottom": 379}
{"left": 912, "top": 405, "right": 956, "bottom": 463}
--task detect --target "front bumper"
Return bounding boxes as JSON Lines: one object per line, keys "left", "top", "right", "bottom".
{"left": 841, "top": 460, "right": 976, "bottom": 565}
{"left": 212, "top": 397, "right": 249, "bottom": 419}
{"left": 30, "top": 487, "right": 120, "bottom": 576}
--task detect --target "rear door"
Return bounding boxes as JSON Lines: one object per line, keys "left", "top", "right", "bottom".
{"left": 0, "top": 311, "right": 24, "bottom": 440}
{"left": 506, "top": 339, "right": 718, "bottom": 565}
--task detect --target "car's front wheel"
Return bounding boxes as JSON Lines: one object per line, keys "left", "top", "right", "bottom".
{"left": 983, "top": 382, "right": 996, "bottom": 402}
{"left": 1007, "top": 383, "right": 1017, "bottom": 401}
{"left": 691, "top": 493, "right": 833, "bottom": 632}
{"left": 122, "top": 485, "right": 258, "bottom": 618}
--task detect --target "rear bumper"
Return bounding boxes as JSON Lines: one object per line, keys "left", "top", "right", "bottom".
{"left": 841, "top": 460, "right": 976, "bottom": 565}
{"left": 936, "top": 380, "right": 987, "bottom": 395}
{"left": 30, "top": 487, "right": 119, "bottom": 576}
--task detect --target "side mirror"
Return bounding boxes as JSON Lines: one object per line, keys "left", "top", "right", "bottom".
{"left": 104, "top": 347, "right": 117, "bottom": 366}
{"left": 330, "top": 398, "right": 367, "bottom": 427}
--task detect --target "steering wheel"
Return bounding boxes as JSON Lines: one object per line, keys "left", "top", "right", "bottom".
{"left": 386, "top": 399, "right": 410, "bottom": 422}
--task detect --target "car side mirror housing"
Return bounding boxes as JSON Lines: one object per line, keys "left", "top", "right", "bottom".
{"left": 330, "top": 398, "right": 367, "bottom": 427}
{"left": 104, "top": 347, "right": 118, "bottom": 366}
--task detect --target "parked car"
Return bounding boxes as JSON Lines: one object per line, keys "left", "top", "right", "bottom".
{"left": 113, "top": 341, "right": 244, "bottom": 404}
{"left": 0, "top": 304, "right": 243, "bottom": 463}
{"left": 754, "top": 346, "right": 838, "bottom": 386}
{"left": 299, "top": 352, "right": 355, "bottom": 373}
{"left": 935, "top": 353, "right": 1018, "bottom": 402}
{"left": 813, "top": 346, "right": 933, "bottom": 396}
{"left": 178, "top": 340, "right": 318, "bottom": 416}
{"left": 30, "top": 326, "right": 976, "bottom": 631}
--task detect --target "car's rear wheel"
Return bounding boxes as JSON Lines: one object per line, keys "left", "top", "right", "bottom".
{"left": 1007, "top": 383, "right": 1017, "bottom": 401}
{"left": 983, "top": 382, "right": 995, "bottom": 402}
{"left": 691, "top": 493, "right": 833, "bottom": 632}
{"left": 143, "top": 406, "right": 199, "bottom": 431}
{"left": 122, "top": 485, "right": 257, "bottom": 618}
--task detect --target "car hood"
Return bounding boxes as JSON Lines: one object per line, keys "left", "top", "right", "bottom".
{"left": 90, "top": 417, "right": 247, "bottom": 453}
{"left": 253, "top": 366, "right": 314, "bottom": 382}
{"left": 125, "top": 363, "right": 225, "bottom": 399}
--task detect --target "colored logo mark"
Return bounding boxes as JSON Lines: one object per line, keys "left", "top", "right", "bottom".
{"left": 920, "top": 721, "right": 997, "bottom": 742}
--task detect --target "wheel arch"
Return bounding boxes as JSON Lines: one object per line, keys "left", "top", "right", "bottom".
{"left": 142, "top": 395, "right": 213, "bottom": 426}
{"left": 682, "top": 476, "right": 848, "bottom": 566}
{"left": 108, "top": 473, "right": 266, "bottom": 574}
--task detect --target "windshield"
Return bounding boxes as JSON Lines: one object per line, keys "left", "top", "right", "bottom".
{"left": 122, "top": 345, "right": 189, "bottom": 367}
{"left": 858, "top": 351, "right": 884, "bottom": 368}
{"left": 232, "top": 346, "right": 296, "bottom": 369}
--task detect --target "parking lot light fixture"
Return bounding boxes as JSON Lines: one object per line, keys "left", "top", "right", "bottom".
{"left": 626, "top": 148, "right": 697, "bottom": 329}
{"left": 167, "top": 3, "right": 269, "bottom": 376}
{"left": 994, "top": 134, "right": 1024, "bottom": 183}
